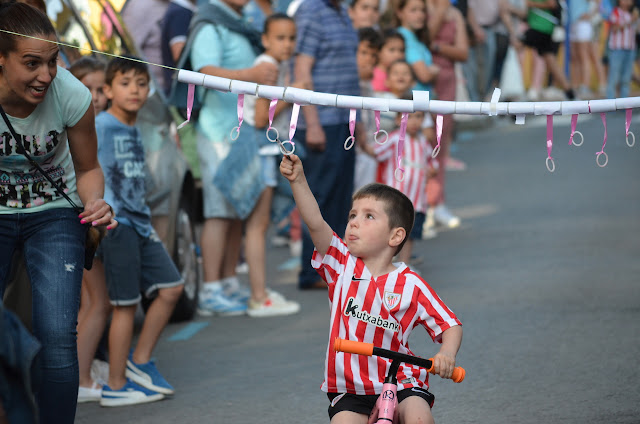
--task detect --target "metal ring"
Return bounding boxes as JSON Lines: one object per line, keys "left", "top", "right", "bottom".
{"left": 394, "top": 167, "right": 405, "bottom": 182}
{"left": 230, "top": 126, "right": 241, "bottom": 141}
{"left": 626, "top": 131, "right": 635, "bottom": 147}
{"left": 571, "top": 131, "right": 584, "bottom": 147}
{"left": 374, "top": 130, "right": 389, "bottom": 145}
{"left": 266, "top": 127, "right": 279, "bottom": 143}
{"left": 545, "top": 157, "right": 555, "bottom": 173}
{"left": 596, "top": 152, "right": 608, "bottom": 168}
{"left": 432, "top": 145, "right": 441, "bottom": 158}
{"left": 279, "top": 140, "right": 296, "bottom": 155}
{"left": 344, "top": 136, "right": 355, "bottom": 150}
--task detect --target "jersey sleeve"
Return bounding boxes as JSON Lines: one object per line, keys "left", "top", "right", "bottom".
{"left": 412, "top": 273, "right": 462, "bottom": 343}
{"left": 311, "top": 232, "right": 351, "bottom": 285}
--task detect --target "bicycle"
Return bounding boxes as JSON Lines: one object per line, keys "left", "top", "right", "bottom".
{"left": 333, "top": 337, "right": 465, "bottom": 424}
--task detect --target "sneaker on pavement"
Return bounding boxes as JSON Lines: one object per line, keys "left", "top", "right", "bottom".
{"left": 100, "top": 379, "right": 164, "bottom": 407}
{"left": 78, "top": 381, "right": 102, "bottom": 403}
{"left": 223, "top": 276, "right": 251, "bottom": 303}
{"left": 90, "top": 359, "right": 109, "bottom": 385}
{"left": 126, "top": 354, "right": 175, "bottom": 395}
{"left": 432, "top": 204, "right": 460, "bottom": 229}
{"left": 247, "top": 290, "right": 300, "bottom": 318}
{"left": 198, "top": 283, "right": 247, "bottom": 316}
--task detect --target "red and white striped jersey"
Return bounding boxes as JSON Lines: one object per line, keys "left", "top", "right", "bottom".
{"left": 374, "top": 130, "right": 435, "bottom": 213}
{"left": 312, "top": 233, "right": 461, "bottom": 396}
{"left": 609, "top": 7, "right": 637, "bottom": 50}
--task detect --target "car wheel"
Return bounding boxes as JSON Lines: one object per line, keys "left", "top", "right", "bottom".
{"left": 169, "top": 196, "right": 200, "bottom": 322}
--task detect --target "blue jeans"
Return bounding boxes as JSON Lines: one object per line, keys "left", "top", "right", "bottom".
{"left": 296, "top": 124, "right": 355, "bottom": 288}
{"left": 606, "top": 49, "right": 636, "bottom": 99}
{"left": 0, "top": 208, "right": 85, "bottom": 424}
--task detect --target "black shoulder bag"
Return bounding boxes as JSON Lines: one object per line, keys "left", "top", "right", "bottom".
{"left": 0, "top": 104, "right": 105, "bottom": 270}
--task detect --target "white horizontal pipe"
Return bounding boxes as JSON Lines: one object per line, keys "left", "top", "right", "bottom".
{"left": 388, "top": 98, "right": 414, "bottom": 113}
{"left": 615, "top": 97, "right": 640, "bottom": 110}
{"left": 588, "top": 99, "right": 617, "bottom": 113}
{"left": 203, "top": 74, "right": 231, "bottom": 92}
{"left": 429, "top": 100, "right": 456, "bottom": 114}
{"left": 256, "top": 85, "right": 285, "bottom": 100}
{"left": 178, "top": 69, "right": 205, "bottom": 86}
{"left": 336, "top": 95, "right": 363, "bottom": 109}
{"left": 561, "top": 100, "right": 590, "bottom": 115}
{"left": 230, "top": 80, "right": 258, "bottom": 95}
{"left": 177, "top": 70, "right": 640, "bottom": 116}
{"left": 283, "top": 87, "right": 313, "bottom": 105}
{"left": 534, "top": 102, "right": 562, "bottom": 115}
{"left": 312, "top": 92, "right": 338, "bottom": 107}
{"left": 362, "top": 96, "right": 389, "bottom": 111}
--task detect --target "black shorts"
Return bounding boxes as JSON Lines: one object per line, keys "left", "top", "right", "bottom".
{"left": 327, "top": 387, "right": 435, "bottom": 420}
{"left": 522, "top": 28, "right": 560, "bottom": 56}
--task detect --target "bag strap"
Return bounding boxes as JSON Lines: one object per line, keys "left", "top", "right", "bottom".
{"left": 0, "top": 104, "right": 83, "bottom": 213}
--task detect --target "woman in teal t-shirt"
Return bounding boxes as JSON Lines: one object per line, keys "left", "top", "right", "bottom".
{"left": 0, "top": 3, "right": 115, "bottom": 423}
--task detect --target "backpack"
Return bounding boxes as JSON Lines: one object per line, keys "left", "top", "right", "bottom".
{"left": 167, "top": 3, "right": 263, "bottom": 119}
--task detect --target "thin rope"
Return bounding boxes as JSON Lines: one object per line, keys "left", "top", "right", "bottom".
{"left": 0, "top": 28, "right": 179, "bottom": 71}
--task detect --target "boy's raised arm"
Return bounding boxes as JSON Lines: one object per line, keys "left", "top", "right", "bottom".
{"left": 280, "top": 154, "right": 333, "bottom": 255}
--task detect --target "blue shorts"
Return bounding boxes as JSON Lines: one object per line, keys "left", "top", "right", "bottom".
{"left": 98, "top": 224, "right": 183, "bottom": 306}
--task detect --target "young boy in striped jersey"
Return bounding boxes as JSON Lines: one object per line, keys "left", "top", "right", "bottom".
{"left": 280, "top": 156, "right": 463, "bottom": 424}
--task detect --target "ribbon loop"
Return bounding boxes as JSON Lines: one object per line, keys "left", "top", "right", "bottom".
{"left": 395, "top": 112, "right": 409, "bottom": 182}
{"left": 596, "top": 112, "right": 608, "bottom": 167}
{"left": 344, "top": 109, "right": 357, "bottom": 150}
{"left": 229, "top": 93, "right": 245, "bottom": 141}
{"left": 373, "top": 110, "right": 389, "bottom": 145}
{"left": 432, "top": 114, "right": 443, "bottom": 158}
{"left": 266, "top": 99, "right": 279, "bottom": 142}
{"left": 177, "top": 83, "right": 195, "bottom": 130}
{"left": 569, "top": 114, "right": 583, "bottom": 146}
{"left": 546, "top": 115, "right": 555, "bottom": 173}
{"left": 626, "top": 109, "right": 635, "bottom": 147}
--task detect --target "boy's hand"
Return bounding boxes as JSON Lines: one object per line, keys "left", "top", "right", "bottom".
{"left": 280, "top": 154, "right": 304, "bottom": 183}
{"left": 432, "top": 351, "right": 457, "bottom": 379}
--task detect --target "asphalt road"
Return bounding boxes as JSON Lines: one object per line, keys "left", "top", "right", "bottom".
{"left": 76, "top": 111, "right": 640, "bottom": 424}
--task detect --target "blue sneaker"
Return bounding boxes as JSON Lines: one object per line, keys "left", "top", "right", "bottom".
{"left": 100, "top": 379, "right": 164, "bottom": 407}
{"left": 197, "top": 283, "right": 247, "bottom": 316}
{"left": 126, "top": 353, "right": 175, "bottom": 395}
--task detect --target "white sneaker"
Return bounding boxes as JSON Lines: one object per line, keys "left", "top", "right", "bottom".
{"left": 422, "top": 209, "right": 438, "bottom": 239}
{"left": 247, "top": 290, "right": 300, "bottom": 318}
{"left": 90, "top": 359, "right": 109, "bottom": 385}
{"left": 527, "top": 88, "right": 540, "bottom": 101}
{"left": 289, "top": 239, "right": 302, "bottom": 257}
{"left": 198, "top": 282, "right": 247, "bottom": 316}
{"left": 78, "top": 381, "right": 102, "bottom": 403}
{"left": 432, "top": 204, "right": 460, "bottom": 229}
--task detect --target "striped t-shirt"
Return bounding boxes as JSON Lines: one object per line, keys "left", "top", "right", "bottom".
{"left": 609, "top": 7, "right": 637, "bottom": 50}
{"left": 312, "top": 233, "right": 461, "bottom": 395}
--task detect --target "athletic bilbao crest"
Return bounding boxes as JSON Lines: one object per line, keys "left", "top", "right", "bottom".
{"left": 383, "top": 291, "right": 401, "bottom": 310}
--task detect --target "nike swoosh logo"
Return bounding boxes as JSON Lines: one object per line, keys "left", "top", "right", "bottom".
{"left": 351, "top": 277, "right": 369, "bottom": 282}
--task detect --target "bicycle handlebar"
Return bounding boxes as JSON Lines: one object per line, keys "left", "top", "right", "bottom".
{"left": 334, "top": 338, "right": 465, "bottom": 383}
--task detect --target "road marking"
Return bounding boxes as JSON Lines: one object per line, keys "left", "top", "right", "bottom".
{"left": 168, "top": 321, "right": 209, "bottom": 341}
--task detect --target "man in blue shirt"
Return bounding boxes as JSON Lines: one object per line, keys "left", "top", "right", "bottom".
{"left": 293, "top": 0, "right": 361, "bottom": 289}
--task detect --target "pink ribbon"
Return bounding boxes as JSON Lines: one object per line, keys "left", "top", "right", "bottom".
{"left": 596, "top": 113, "right": 608, "bottom": 167}
{"left": 375, "top": 110, "right": 381, "bottom": 132}
{"left": 344, "top": 109, "right": 356, "bottom": 150}
{"left": 433, "top": 114, "right": 443, "bottom": 158}
{"left": 288, "top": 103, "right": 300, "bottom": 142}
{"left": 266, "top": 99, "right": 279, "bottom": 142}
{"left": 569, "top": 114, "right": 578, "bottom": 145}
{"left": 177, "top": 83, "right": 195, "bottom": 130}
{"left": 230, "top": 94, "right": 245, "bottom": 140}
{"left": 373, "top": 110, "right": 389, "bottom": 144}
{"left": 625, "top": 109, "right": 635, "bottom": 147}
{"left": 546, "top": 115, "right": 555, "bottom": 172}
{"left": 395, "top": 112, "right": 408, "bottom": 181}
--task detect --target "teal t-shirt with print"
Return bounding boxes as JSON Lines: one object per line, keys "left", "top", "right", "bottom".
{"left": 0, "top": 67, "right": 91, "bottom": 213}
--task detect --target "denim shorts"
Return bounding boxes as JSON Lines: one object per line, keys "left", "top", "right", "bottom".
{"left": 260, "top": 155, "right": 278, "bottom": 188}
{"left": 98, "top": 224, "right": 183, "bottom": 306}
